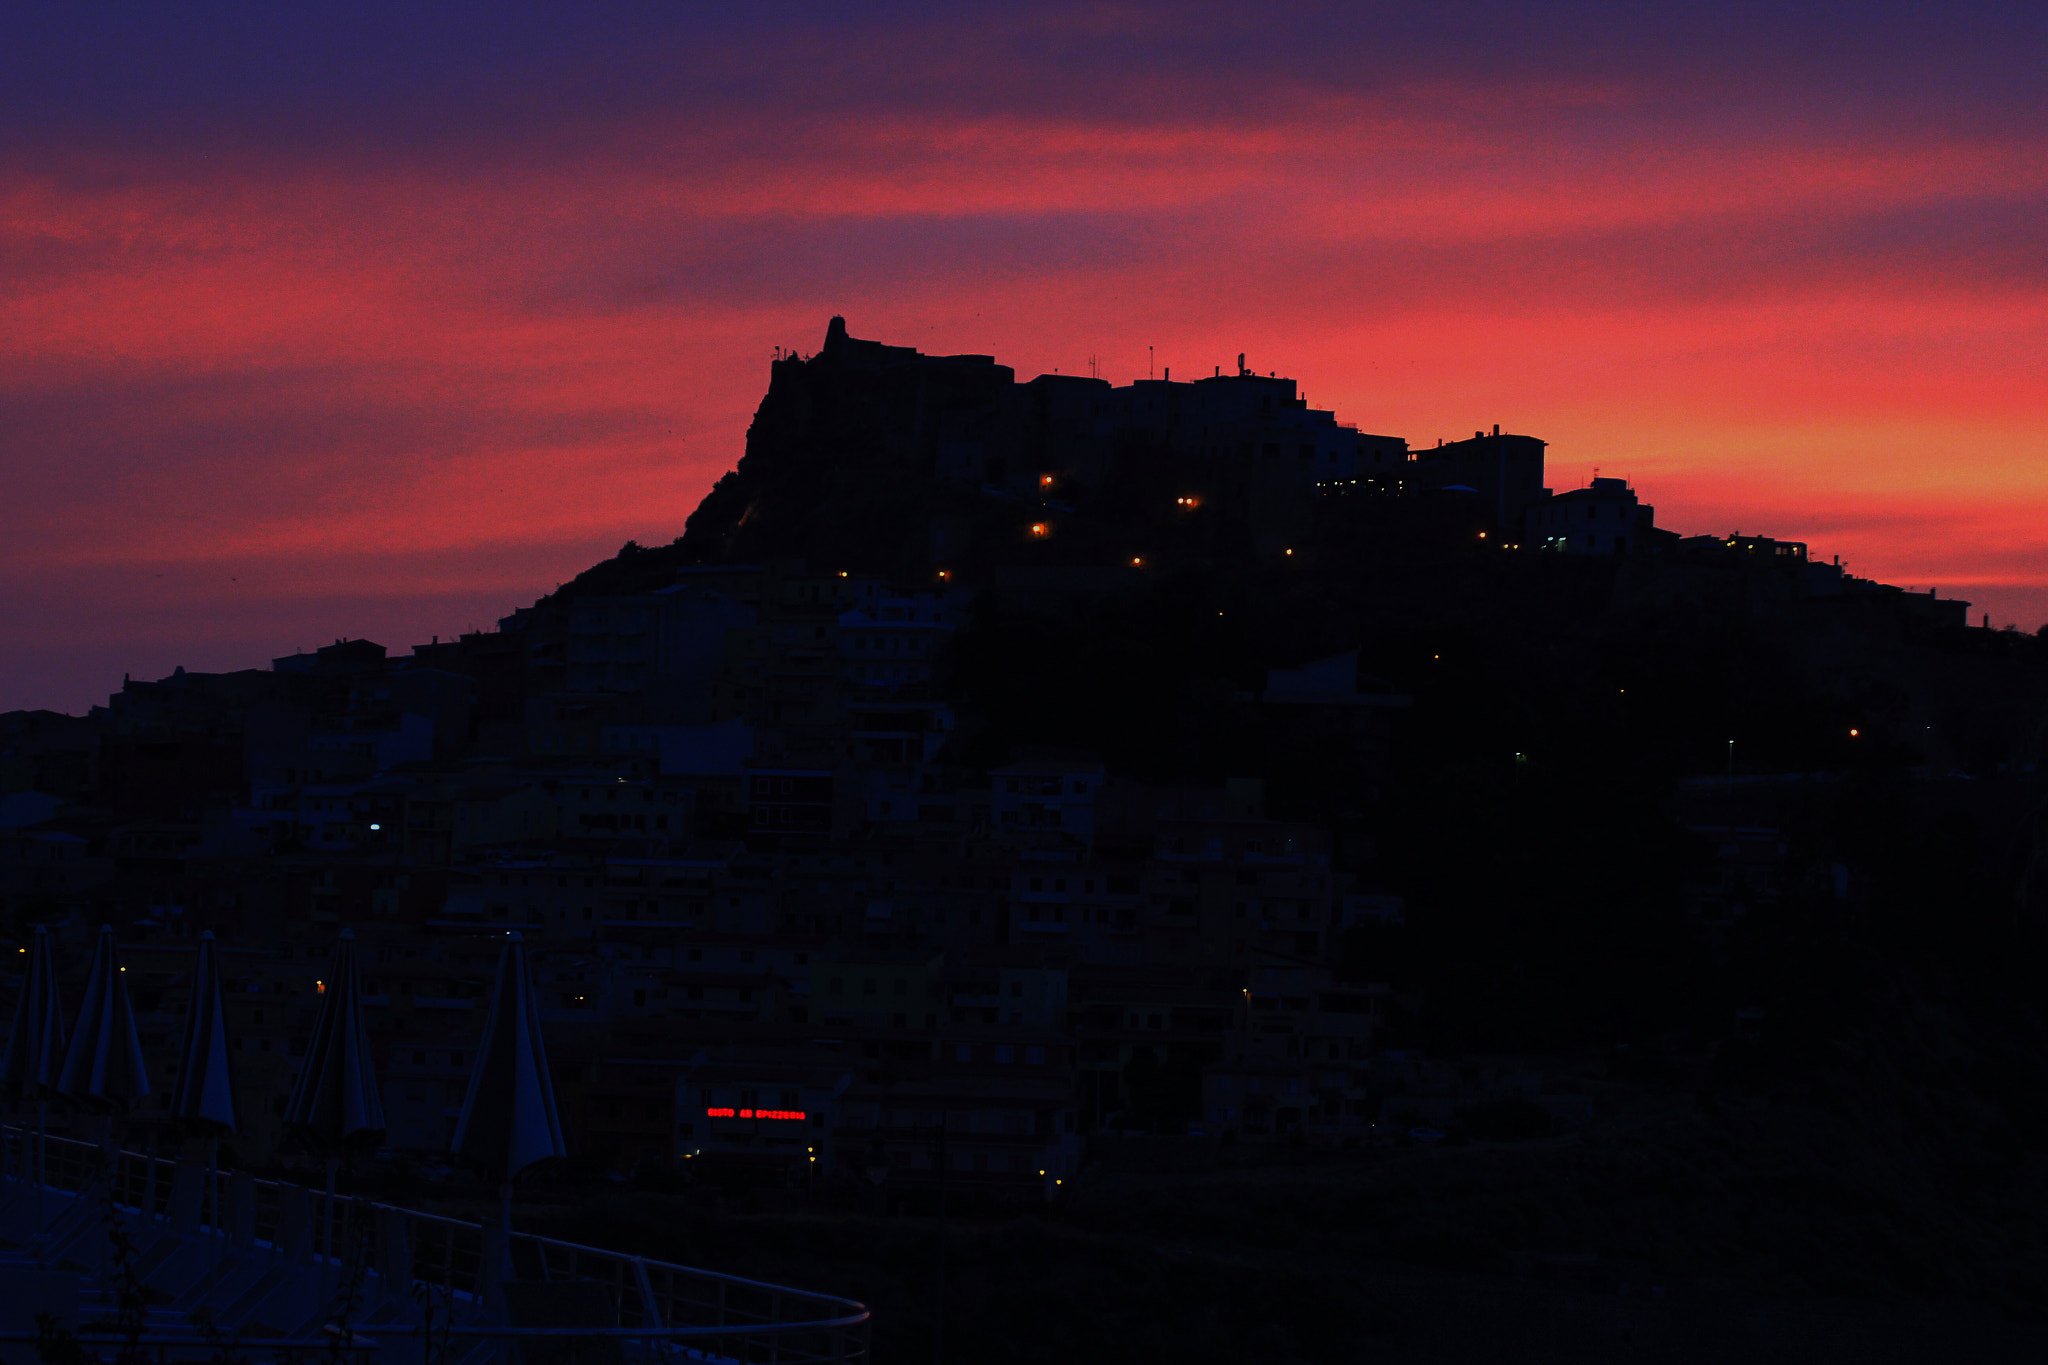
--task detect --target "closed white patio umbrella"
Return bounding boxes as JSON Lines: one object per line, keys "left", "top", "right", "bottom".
{"left": 57, "top": 924, "right": 150, "bottom": 1113}
{"left": 282, "top": 928, "right": 384, "bottom": 1298}
{"left": 451, "top": 932, "right": 565, "bottom": 1287}
{"left": 2, "top": 925, "right": 66, "bottom": 1245}
{"left": 170, "top": 930, "right": 236, "bottom": 1284}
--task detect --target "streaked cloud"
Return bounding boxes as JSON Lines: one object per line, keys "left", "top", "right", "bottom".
{"left": 3, "top": 2, "right": 2045, "bottom": 708}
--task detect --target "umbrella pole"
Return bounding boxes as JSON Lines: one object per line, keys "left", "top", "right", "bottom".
{"left": 32, "top": 1100, "right": 46, "bottom": 1259}
{"left": 323, "top": 1156, "right": 340, "bottom": 1305}
{"left": 142, "top": 1126, "right": 157, "bottom": 1231}
{"left": 205, "top": 1137, "right": 219, "bottom": 1293}
{"left": 498, "top": 1180, "right": 513, "bottom": 1299}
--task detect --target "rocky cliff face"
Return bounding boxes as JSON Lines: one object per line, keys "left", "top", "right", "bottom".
{"left": 678, "top": 316, "right": 1016, "bottom": 576}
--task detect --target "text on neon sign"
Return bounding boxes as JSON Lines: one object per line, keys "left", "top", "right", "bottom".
{"left": 706, "top": 1107, "right": 805, "bottom": 1121}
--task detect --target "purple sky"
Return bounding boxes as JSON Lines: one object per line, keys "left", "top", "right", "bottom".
{"left": 5, "top": 3, "right": 2046, "bottom": 711}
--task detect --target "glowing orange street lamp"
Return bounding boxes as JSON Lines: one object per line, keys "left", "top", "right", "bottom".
{"left": 1030, "top": 523, "right": 1048, "bottom": 538}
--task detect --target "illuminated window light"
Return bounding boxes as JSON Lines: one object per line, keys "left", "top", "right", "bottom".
{"left": 1030, "top": 524, "right": 1048, "bottom": 537}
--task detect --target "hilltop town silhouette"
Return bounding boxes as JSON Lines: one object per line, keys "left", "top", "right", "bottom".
{"left": 8, "top": 318, "right": 2048, "bottom": 1360}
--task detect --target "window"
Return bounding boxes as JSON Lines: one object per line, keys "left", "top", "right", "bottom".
{"left": 1026, "top": 1046, "right": 1045, "bottom": 1065}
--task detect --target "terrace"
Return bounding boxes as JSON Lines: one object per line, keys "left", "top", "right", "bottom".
{"left": 0, "top": 1126, "right": 869, "bottom": 1365}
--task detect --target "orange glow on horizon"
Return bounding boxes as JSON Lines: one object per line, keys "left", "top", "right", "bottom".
{"left": 4, "top": 73, "right": 2046, "bottom": 712}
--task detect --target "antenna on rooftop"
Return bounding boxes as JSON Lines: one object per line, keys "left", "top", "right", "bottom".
{"left": 1149, "top": 346, "right": 1154, "bottom": 381}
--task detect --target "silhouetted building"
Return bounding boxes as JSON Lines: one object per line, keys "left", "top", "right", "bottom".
{"left": 1528, "top": 476, "right": 1655, "bottom": 553}
{"left": 1408, "top": 427, "right": 1547, "bottom": 528}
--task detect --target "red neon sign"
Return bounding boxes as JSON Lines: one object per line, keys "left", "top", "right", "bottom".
{"left": 705, "top": 1107, "right": 806, "bottom": 1121}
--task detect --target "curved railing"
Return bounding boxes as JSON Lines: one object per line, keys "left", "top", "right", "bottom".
{"left": 0, "top": 1125, "right": 869, "bottom": 1365}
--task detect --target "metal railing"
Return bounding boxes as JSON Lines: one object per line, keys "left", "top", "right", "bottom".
{"left": 0, "top": 1332, "right": 380, "bottom": 1365}
{"left": 1, "top": 1125, "right": 868, "bottom": 1365}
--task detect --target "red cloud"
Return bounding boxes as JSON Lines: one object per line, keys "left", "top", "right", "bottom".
{"left": 4, "top": 78, "right": 2046, "bottom": 709}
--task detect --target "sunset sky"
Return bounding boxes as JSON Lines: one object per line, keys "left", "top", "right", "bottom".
{"left": 5, "top": 3, "right": 2045, "bottom": 713}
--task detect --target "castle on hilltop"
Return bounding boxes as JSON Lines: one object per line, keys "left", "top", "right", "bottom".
{"left": 694, "top": 316, "right": 1648, "bottom": 570}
